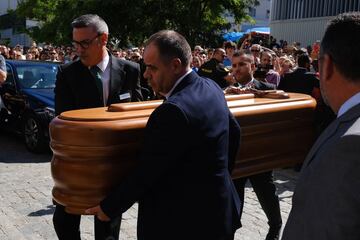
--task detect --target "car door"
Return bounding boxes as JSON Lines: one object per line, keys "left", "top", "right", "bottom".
{"left": 0, "top": 63, "right": 26, "bottom": 128}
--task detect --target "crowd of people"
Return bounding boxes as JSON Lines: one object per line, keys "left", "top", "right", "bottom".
{"left": 0, "top": 28, "right": 323, "bottom": 98}
{"left": 0, "top": 42, "right": 146, "bottom": 64}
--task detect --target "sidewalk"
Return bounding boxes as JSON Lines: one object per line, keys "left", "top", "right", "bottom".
{"left": 0, "top": 157, "right": 298, "bottom": 240}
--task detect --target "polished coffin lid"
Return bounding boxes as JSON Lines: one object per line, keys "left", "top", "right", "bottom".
{"left": 50, "top": 93, "right": 316, "bottom": 214}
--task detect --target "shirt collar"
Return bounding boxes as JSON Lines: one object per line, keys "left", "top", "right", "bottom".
{"left": 88, "top": 52, "right": 109, "bottom": 72}
{"left": 236, "top": 78, "right": 255, "bottom": 88}
{"left": 337, "top": 91, "right": 360, "bottom": 118}
{"left": 163, "top": 69, "right": 192, "bottom": 99}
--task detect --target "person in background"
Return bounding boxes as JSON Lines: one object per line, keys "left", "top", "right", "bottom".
{"left": 278, "top": 54, "right": 319, "bottom": 96}
{"left": 0, "top": 54, "right": 6, "bottom": 84}
{"left": 207, "top": 48, "right": 214, "bottom": 60}
{"left": 278, "top": 56, "right": 294, "bottom": 77}
{"left": 229, "top": 51, "right": 282, "bottom": 240}
{"left": 223, "top": 41, "right": 236, "bottom": 68}
{"left": 258, "top": 51, "right": 281, "bottom": 87}
{"left": 250, "top": 44, "right": 261, "bottom": 66}
{"left": 198, "top": 48, "right": 235, "bottom": 88}
{"left": 193, "top": 45, "right": 203, "bottom": 57}
{"left": 191, "top": 55, "right": 202, "bottom": 72}
{"left": 282, "top": 12, "right": 360, "bottom": 240}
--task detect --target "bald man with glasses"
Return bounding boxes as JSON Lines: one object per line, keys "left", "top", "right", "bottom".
{"left": 53, "top": 14, "right": 142, "bottom": 240}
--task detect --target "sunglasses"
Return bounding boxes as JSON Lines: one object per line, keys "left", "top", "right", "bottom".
{"left": 251, "top": 49, "right": 260, "bottom": 52}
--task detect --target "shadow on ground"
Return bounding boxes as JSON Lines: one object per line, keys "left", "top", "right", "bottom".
{"left": 28, "top": 205, "right": 55, "bottom": 217}
{"left": 0, "top": 130, "right": 52, "bottom": 163}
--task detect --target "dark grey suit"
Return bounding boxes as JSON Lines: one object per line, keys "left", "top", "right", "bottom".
{"left": 282, "top": 103, "right": 360, "bottom": 240}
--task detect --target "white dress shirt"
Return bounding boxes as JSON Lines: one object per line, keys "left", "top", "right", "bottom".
{"left": 89, "top": 53, "right": 110, "bottom": 106}
{"left": 337, "top": 91, "right": 360, "bottom": 118}
{"left": 163, "top": 69, "right": 192, "bottom": 99}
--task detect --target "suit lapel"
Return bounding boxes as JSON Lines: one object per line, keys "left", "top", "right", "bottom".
{"left": 303, "top": 103, "right": 360, "bottom": 167}
{"left": 108, "top": 55, "right": 125, "bottom": 105}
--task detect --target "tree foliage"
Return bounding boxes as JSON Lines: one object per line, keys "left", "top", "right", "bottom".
{"left": 16, "top": 0, "right": 258, "bottom": 47}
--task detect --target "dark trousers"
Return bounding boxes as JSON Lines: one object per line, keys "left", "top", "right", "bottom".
{"left": 233, "top": 171, "right": 282, "bottom": 239}
{"left": 53, "top": 204, "right": 121, "bottom": 240}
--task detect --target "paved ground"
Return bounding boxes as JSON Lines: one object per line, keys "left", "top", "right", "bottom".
{"left": 0, "top": 131, "right": 299, "bottom": 240}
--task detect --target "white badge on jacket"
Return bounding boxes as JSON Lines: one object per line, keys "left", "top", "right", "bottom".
{"left": 119, "top": 92, "right": 131, "bottom": 100}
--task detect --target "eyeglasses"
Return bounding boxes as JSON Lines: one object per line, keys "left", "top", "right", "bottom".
{"left": 251, "top": 49, "right": 260, "bottom": 52}
{"left": 72, "top": 34, "right": 100, "bottom": 49}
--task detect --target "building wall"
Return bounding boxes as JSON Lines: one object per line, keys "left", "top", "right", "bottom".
{"left": 241, "top": 0, "right": 271, "bottom": 31}
{"left": 0, "top": 0, "right": 18, "bottom": 15}
{"left": 270, "top": 16, "right": 332, "bottom": 47}
{"left": 224, "top": 0, "right": 271, "bottom": 32}
{"left": 270, "top": 0, "right": 360, "bottom": 46}
{"left": 0, "top": 0, "right": 36, "bottom": 47}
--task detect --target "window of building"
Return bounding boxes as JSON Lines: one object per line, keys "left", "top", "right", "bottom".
{"left": 248, "top": 7, "right": 256, "bottom": 17}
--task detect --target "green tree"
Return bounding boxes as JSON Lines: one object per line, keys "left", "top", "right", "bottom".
{"left": 16, "top": 0, "right": 258, "bottom": 47}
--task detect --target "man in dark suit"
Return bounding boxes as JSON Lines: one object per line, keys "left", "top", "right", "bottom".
{"left": 278, "top": 53, "right": 319, "bottom": 95}
{"left": 282, "top": 12, "right": 360, "bottom": 240}
{"left": 86, "top": 30, "right": 241, "bottom": 240}
{"left": 53, "top": 14, "right": 142, "bottom": 240}
{"left": 229, "top": 51, "right": 282, "bottom": 240}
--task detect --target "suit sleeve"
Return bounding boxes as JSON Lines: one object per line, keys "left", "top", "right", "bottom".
{"left": 54, "top": 66, "right": 75, "bottom": 115}
{"left": 228, "top": 111, "right": 241, "bottom": 173}
{"left": 278, "top": 75, "right": 286, "bottom": 90}
{"left": 100, "top": 103, "right": 188, "bottom": 218}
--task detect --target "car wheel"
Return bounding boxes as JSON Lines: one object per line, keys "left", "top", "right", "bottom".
{"left": 23, "top": 114, "right": 47, "bottom": 153}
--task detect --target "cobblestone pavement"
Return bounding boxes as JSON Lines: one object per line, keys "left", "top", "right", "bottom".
{"left": 0, "top": 132, "right": 299, "bottom": 240}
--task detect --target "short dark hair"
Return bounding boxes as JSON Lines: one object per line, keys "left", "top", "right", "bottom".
{"left": 232, "top": 51, "right": 254, "bottom": 64}
{"left": 71, "top": 14, "right": 109, "bottom": 35}
{"left": 145, "top": 30, "right": 192, "bottom": 67}
{"left": 224, "top": 41, "right": 236, "bottom": 49}
{"left": 297, "top": 53, "right": 311, "bottom": 68}
{"left": 321, "top": 12, "right": 360, "bottom": 81}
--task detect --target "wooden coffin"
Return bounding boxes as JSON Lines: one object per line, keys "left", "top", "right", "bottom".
{"left": 50, "top": 93, "right": 316, "bottom": 214}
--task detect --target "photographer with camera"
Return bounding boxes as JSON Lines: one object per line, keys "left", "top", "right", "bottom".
{"left": 254, "top": 51, "right": 281, "bottom": 88}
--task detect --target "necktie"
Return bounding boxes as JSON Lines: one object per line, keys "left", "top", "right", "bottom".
{"left": 90, "top": 66, "right": 103, "bottom": 100}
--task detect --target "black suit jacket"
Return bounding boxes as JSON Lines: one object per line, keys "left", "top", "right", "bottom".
{"left": 234, "top": 78, "right": 275, "bottom": 90}
{"left": 252, "top": 78, "right": 276, "bottom": 90}
{"left": 101, "top": 71, "right": 241, "bottom": 240}
{"left": 278, "top": 67, "right": 319, "bottom": 95}
{"left": 54, "top": 54, "right": 142, "bottom": 115}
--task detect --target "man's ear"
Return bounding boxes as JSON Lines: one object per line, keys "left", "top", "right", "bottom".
{"left": 100, "top": 33, "right": 108, "bottom": 46}
{"left": 320, "top": 54, "right": 334, "bottom": 82}
{"left": 171, "top": 58, "right": 182, "bottom": 74}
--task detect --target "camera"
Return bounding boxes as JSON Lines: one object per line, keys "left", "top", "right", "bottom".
{"left": 253, "top": 64, "right": 273, "bottom": 81}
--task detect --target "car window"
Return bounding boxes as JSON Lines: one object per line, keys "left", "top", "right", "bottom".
{"left": 5, "top": 64, "right": 16, "bottom": 87}
{"left": 16, "top": 64, "right": 58, "bottom": 89}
